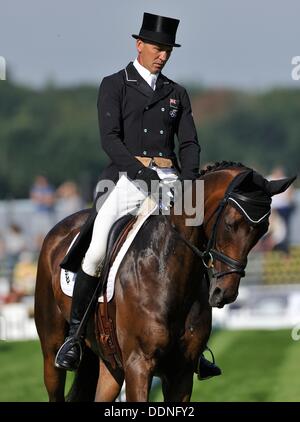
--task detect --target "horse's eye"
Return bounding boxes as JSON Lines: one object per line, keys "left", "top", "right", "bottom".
{"left": 225, "top": 221, "right": 233, "bottom": 231}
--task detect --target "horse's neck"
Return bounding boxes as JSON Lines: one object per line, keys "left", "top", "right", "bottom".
{"left": 202, "top": 170, "right": 240, "bottom": 219}
{"left": 169, "top": 170, "right": 238, "bottom": 239}
{"left": 203, "top": 170, "right": 235, "bottom": 195}
{"left": 169, "top": 184, "right": 201, "bottom": 256}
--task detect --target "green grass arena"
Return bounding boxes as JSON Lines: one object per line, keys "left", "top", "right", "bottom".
{"left": 1, "top": 329, "right": 299, "bottom": 402}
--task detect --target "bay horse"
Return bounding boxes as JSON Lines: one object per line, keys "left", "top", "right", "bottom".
{"left": 34, "top": 161, "right": 295, "bottom": 401}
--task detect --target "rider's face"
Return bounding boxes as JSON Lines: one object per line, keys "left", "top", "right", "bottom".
{"left": 136, "top": 40, "right": 173, "bottom": 74}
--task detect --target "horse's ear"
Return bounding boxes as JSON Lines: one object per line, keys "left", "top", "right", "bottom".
{"left": 267, "top": 176, "right": 297, "bottom": 196}
{"left": 234, "top": 169, "right": 254, "bottom": 186}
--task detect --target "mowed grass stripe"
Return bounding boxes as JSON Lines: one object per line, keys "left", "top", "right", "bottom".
{"left": 191, "top": 329, "right": 244, "bottom": 402}
{"left": 192, "top": 330, "right": 292, "bottom": 402}
{"left": 0, "top": 340, "right": 47, "bottom": 402}
{"left": 268, "top": 332, "right": 300, "bottom": 402}
{"left": 0, "top": 340, "right": 74, "bottom": 402}
{"left": 0, "top": 331, "right": 298, "bottom": 401}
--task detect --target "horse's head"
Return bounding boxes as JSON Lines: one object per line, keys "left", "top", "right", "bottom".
{"left": 201, "top": 163, "right": 296, "bottom": 308}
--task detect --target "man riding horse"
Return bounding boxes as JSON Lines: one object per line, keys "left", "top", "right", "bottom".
{"left": 55, "top": 12, "right": 221, "bottom": 379}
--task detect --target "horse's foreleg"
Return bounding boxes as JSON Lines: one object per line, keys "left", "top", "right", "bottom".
{"left": 44, "top": 354, "right": 67, "bottom": 402}
{"left": 124, "top": 354, "right": 155, "bottom": 402}
{"left": 162, "top": 368, "right": 194, "bottom": 402}
{"left": 95, "top": 359, "right": 123, "bottom": 402}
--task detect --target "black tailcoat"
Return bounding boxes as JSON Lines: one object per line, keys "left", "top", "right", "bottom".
{"left": 61, "top": 62, "right": 200, "bottom": 271}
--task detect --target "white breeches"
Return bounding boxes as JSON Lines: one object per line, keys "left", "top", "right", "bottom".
{"left": 82, "top": 168, "right": 178, "bottom": 277}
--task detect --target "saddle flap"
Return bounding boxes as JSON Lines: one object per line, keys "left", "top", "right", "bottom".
{"left": 105, "top": 214, "right": 135, "bottom": 261}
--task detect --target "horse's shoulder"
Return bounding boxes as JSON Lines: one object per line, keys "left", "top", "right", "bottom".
{"left": 130, "top": 215, "right": 171, "bottom": 255}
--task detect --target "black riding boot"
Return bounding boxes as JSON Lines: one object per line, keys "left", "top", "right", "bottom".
{"left": 55, "top": 268, "right": 100, "bottom": 371}
{"left": 197, "top": 348, "right": 222, "bottom": 381}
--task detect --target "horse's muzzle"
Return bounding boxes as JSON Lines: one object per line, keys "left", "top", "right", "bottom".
{"left": 209, "top": 286, "right": 239, "bottom": 308}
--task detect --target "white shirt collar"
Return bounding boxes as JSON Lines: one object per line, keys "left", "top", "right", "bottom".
{"left": 133, "top": 58, "right": 159, "bottom": 90}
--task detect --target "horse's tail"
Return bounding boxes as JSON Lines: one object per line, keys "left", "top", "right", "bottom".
{"left": 66, "top": 347, "right": 99, "bottom": 402}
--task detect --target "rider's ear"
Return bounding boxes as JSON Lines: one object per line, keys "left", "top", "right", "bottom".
{"left": 267, "top": 176, "right": 297, "bottom": 196}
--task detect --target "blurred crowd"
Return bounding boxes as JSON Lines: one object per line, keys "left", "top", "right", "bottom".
{"left": 0, "top": 168, "right": 298, "bottom": 304}
{"left": 0, "top": 176, "right": 84, "bottom": 304}
{"left": 29, "top": 175, "right": 83, "bottom": 249}
{"left": 256, "top": 166, "right": 297, "bottom": 255}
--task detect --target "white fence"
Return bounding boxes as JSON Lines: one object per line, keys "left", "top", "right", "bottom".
{"left": 0, "top": 302, "right": 37, "bottom": 340}
{"left": 213, "top": 284, "right": 300, "bottom": 330}
{"left": 1, "top": 284, "right": 300, "bottom": 341}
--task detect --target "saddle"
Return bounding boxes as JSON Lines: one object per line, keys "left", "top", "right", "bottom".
{"left": 94, "top": 196, "right": 158, "bottom": 369}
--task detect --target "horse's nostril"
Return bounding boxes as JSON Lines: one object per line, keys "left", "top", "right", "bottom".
{"left": 213, "top": 287, "right": 222, "bottom": 298}
{"left": 209, "top": 286, "right": 225, "bottom": 308}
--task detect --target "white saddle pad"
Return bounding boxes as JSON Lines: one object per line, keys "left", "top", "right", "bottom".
{"left": 60, "top": 196, "right": 158, "bottom": 302}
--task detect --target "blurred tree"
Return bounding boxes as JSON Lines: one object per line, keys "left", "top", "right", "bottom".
{"left": 0, "top": 81, "right": 299, "bottom": 199}
{"left": 197, "top": 88, "right": 300, "bottom": 176}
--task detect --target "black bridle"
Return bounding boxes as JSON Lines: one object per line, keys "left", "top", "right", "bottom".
{"left": 170, "top": 171, "right": 271, "bottom": 281}
{"left": 170, "top": 194, "right": 247, "bottom": 280}
{"left": 201, "top": 193, "right": 247, "bottom": 279}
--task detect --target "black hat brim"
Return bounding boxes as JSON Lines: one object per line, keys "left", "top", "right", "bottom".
{"left": 132, "top": 34, "right": 181, "bottom": 48}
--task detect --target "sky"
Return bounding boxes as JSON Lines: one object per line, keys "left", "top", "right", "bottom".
{"left": 1, "top": 0, "right": 300, "bottom": 89}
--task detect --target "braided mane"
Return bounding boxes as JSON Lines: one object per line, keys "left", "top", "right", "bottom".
{"left": 199, "top": 161, "right": 248, "bottom": 177}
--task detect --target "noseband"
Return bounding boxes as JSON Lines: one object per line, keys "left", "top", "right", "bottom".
{"left": 170, "top": 171, "right": 270, "bottom": 281}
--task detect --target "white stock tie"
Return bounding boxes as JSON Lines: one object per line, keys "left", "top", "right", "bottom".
{"left": 150, "top": 74, "right": 156, "bottom": 90}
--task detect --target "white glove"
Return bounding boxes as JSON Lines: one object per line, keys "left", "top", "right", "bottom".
{"left": 158, "top": 178, "right": 177, "bottom": 211}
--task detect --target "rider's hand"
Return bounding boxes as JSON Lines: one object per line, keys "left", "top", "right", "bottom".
{"left": 135, "top": 167, "right": 160, "bottom": 195}
{"left": 158, "top": 178, "right": 179, "bottom": 211}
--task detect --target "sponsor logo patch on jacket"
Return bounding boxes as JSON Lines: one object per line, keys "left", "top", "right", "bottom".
{"left": 169, "top": 98, "right": 179, "bottom": 118}
{"left": 170, "top": 98, "right": 179, "bottom": 108}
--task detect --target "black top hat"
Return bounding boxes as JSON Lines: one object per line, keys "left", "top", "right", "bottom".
{"left": 132, "top": 12, "right": 181, "bottom": 47}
